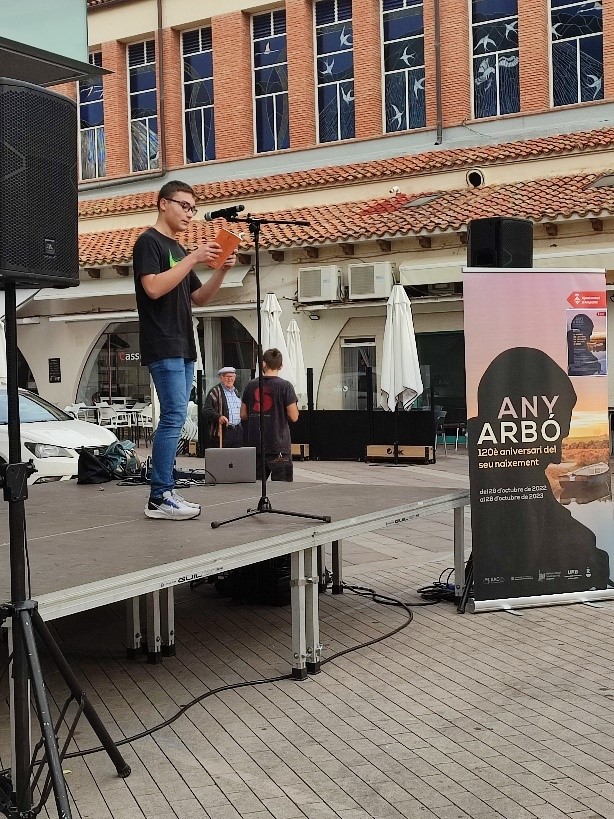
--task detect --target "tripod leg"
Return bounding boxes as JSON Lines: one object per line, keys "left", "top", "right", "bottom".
{"left": 19, "top": 609, "right": 73, "bottom": 819}
{"left": 31, "top": 609, "right": 131, "bottom": 777}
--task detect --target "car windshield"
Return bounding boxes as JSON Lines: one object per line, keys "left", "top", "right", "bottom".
{"left": 0, "top": 390, "right": 70, "bottom": 424}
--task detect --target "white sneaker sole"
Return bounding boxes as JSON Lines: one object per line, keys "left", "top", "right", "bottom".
{"left": 144, "top": 506, "right": 201, "bottom": 520}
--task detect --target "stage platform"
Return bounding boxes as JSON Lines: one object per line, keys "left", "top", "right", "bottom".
{"left": 0, "top": 479, "right": 469, "bottom": 674}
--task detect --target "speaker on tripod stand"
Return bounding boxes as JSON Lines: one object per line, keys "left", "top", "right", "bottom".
{"left": 0, "top": 78, "right": 127, "bottom": 819}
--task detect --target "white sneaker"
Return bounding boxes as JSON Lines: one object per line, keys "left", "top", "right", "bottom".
{"left": 171, "top": 489, "right": 201, "bottom": 510}
{"left": 145, "top": 491, "right": 200, "bottom": 520}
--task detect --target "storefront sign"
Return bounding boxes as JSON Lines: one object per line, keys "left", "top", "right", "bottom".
{"left": 48, "top": 357, "right": 61, "bottom": 383}
{"left": 463, "top": 269, "right": 612, "bottom": 604}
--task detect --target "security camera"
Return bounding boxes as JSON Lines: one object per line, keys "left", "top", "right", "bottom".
{"left": 389, "top": 186, "right": 401, "bottom": 195}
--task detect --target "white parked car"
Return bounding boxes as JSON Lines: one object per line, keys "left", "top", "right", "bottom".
{"left": 0, "top": 388, "right": 118, "bottom": 484}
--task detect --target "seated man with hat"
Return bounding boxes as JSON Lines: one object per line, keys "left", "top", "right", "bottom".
{"left": 203, "top": 366, "right": 244, "bottom": 447}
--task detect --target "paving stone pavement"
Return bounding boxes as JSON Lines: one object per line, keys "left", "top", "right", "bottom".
{"left": 1, "top": 449, "right": 614, "bottom": 818}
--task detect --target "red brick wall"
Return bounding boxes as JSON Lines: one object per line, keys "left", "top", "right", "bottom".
{"left": 518, "top": 0, "right": 550, "bottom": 111}
{"left": 353, "top": 2, "right": 382, "bottom": 139}
{"left": 160, "top": 27, "right": 184, "bottom": 169}
{"left": 101, "top": 39, "right": 130, "bottom": 178}
{"left": 52, "top": 82, "right": 77, "bottom": 102}
{"left": 439, "top": 0, "right": 471, "bottom": 126}
{"left": 287, "top": 0, "right": 316, "bottom": 148}
{"left": 212, "top": 11, "right": 253, "bottom": 159}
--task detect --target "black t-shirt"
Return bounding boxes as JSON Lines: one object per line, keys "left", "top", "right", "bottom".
{"left": 133, "top": 227, "right": 201, "bottom": 366}
{"left": 241, "top": 376, "right": 297, "bottom": 454}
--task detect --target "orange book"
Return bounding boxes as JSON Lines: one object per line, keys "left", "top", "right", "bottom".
{"left": 209, "top": 228, "right": 242, "bottom": 269}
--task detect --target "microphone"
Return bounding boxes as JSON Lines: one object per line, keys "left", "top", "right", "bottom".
{"left": 203, "top": 204, "right": 245, "bottom": 221}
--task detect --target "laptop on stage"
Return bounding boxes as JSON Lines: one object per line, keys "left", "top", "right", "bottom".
{"left": 204, "top": 447, "right": 257, "bottom": 484}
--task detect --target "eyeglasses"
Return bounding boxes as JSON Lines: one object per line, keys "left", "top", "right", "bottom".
{"left": 166, "top": 198, "right": 198, "bottom": 216}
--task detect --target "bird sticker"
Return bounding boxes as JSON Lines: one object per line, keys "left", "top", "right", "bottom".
{"left": 390, "top": 104, "right": 403, "bottom": 129}
{"left": 476, "top": 34, "right": 496, "bottom": 52}
{"left": 341, "top": 86, "right": 355, "bottom": 104}
{"left": 339, "top": 25, "right": 353, "bottom": 48}
{"left": 413, "top": 76, "right": 425, "bottom": 97}
{"left": 321, "top": 58, "right": 335, "bottom": 76}
{"left": 400, "top": 47, "right": 414, "bottom": 66}
{"left": 504, "top": 20, "right": 518, "bottom": 39}
{"left": 475, "top": 59, "right": 495, "bottom": 88}
{"left": 586, "top": 74, "right": 603, "bottom": 98}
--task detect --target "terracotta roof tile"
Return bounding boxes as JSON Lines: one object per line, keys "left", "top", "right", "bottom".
{"left": 78, "top": 172, "right": 613, "bottom": 266}
{"left": 78, "top": 127, "right": 614, "bottom": 218}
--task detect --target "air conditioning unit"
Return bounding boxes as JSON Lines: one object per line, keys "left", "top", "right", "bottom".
{"left": 297, "top": 265, "right": 341, "bottom": 303}
{"left": 348, "top": 262, "right": 395, "bottom": 300}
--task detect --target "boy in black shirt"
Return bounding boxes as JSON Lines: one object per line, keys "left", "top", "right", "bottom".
{"left": 241, "top": 348, "right": 299, "bottom": 482}
{"left": 133, "top": 180, "right": 237, "bottom": 519}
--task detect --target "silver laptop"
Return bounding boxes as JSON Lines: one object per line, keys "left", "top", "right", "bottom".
{"left": 204, "top": 447, "right": 257, "bottom": 484}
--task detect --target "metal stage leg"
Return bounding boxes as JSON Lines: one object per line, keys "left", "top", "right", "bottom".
{"left": 305, "top": 547, "right": 321, "bottom": 674}
{"left": 332, "top": 540, "right": 343, "bottom": 594}
{"left": 453, "top": 506, "right": 466, "bottom": 603}
{"left": 290, "top": 551, "right": 307, "bottom": 680}
{"left": 160, "top": 587, "right": 175, "bottom": 656}
{"left": 126, "top": 597, "right": 141, "bottom": 660}
{"left": 145, "top": 591, "right": 162, "bottom": 663}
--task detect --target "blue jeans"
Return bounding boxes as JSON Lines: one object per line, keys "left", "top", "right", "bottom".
{"left": 148, "top": 358, "right": 194, "bottom": 498}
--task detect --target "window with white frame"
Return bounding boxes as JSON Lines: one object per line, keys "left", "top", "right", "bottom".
{"left": 551, "top": 0, "right": 603, "bottom": 106}
{"left": 183, "top": 27, "right": 216, "bottom": 163}
{"left": 253, "top": 9, "right": 289, "bottom": 153}
{"left": 315, "top": 0, "right": 354, "bottom": 143}
{"left": 78, "top": 52, "right": 106, "bottom": 180}
{"left": 471, "top": 0, "right": 520, "bottom": 119}
{"left": 128, "top": 40, "right": 159, "bottom": 172}
{"left": 382, "top": 0, "right": 426, "bottom": 132}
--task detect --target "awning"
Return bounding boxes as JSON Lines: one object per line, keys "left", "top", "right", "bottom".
{"left": 400, "top": 246, "right": 614, "bottom": 287}
{"left": 33, "top": 266, "right": 250, "bottom": 301}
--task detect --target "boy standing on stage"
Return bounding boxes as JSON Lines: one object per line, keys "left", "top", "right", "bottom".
{"left": 241, "top": 348, "right": 298, "bottom": 482}
{"left": 133, "top": 180, "right": 237, "bottom": 520}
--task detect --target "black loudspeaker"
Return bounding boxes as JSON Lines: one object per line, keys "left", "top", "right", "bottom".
{"left": 467, "top": 217, "right": 533, "bottom": 268}
{"left": 0, "top": 77, "right": 79, "bottom": 288}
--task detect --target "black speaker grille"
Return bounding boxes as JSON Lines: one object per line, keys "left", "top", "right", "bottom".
{"left": 0, "top": 78, "right": 78, "bottom": 287}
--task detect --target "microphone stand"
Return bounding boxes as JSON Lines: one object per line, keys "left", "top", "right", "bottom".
{"left": 211, "top": 215, "right": 330, "bottom": 529}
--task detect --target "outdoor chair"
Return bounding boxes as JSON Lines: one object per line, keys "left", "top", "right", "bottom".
{"left": 435, "top": 410, "right": 447, "bottom": 455}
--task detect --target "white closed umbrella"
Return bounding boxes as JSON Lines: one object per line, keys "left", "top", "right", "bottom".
{"left": 381, "top": 285, "right": 423, "bottom": 410}
{"left": 380, "top": 285, "right": 423, "bottom": 462}
{"left": 286, "top": 320, "right": 307, "bottom": 403}
{"left": 261, "top": 292, "right": 295, "bottom": 385}
{"left": 0, "top": 321, "right": 7, "bottom": 384}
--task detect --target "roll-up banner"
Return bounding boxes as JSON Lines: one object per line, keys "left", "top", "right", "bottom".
{"left": 463, "top": 268, "right": 613, "bottom": 611}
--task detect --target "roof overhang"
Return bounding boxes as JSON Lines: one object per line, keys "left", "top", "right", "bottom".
{"left": 33, "top": 267, "right": 250, "bottom": 301}
{"left": 0, "top": 35, "right": 110, "bottom": 86}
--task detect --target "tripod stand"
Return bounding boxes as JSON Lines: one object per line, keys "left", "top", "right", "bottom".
{"left": 0, "top": 283, "right": 130, "bottom": 819}
{"left": 211, "top": 215, "right": 330, "bottom": 529}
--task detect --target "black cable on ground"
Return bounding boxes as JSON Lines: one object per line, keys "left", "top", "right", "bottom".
{"left": 0, "top": 577, "right": 443, "bottom": 770}
{"left": 416, "top": 567, "right": 457, "bottom": 603}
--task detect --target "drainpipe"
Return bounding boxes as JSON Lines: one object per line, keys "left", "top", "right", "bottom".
{"left": 156, "top": 0, "right": 167, "bottom": 173}
{"left": 434, "top": 0, "right": 443, "bottom": 145}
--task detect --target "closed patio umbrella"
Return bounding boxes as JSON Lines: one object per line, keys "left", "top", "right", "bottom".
{"left": 380, "top": 285, "right": 423, "bottom": 463}
{"left": 261, "top": 292, "right": 295, "bottom": 385}
{"left": 0, "top": 321, "right": 7, "bottom": 384}
{"left": 286, "top": 320, "right": 307, "bottom": 404}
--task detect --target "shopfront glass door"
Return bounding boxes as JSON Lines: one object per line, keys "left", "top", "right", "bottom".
{"left": 341, "top": 339, "right": 376, "bottom": 410}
